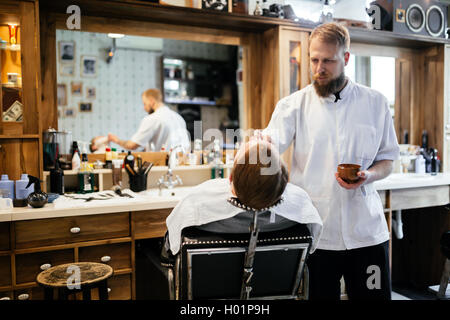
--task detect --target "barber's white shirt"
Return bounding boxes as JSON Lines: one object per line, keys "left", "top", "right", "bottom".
{"left": 264, "top": 79, "right": 400, "bottom": 251}
{"left": 166, "top": 179, "right": 323, "bottom": 255}
{"left": 130, "top": 105, "right": 190, "bottom": 152}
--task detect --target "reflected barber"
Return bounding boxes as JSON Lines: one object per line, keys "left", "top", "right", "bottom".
{"left": 108, "top": 88, "right": 190, "bottom": 152}
{"left": 262, "top": 22, "right": 400, "bottom": 300}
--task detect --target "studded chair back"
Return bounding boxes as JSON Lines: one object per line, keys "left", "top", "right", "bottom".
{"left": 169, "top": 223, "right": 312, "bottom": 300}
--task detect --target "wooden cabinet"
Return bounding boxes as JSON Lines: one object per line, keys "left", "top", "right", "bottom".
{"left": 14, "top": 212, "right": 130, "bottom": 249}
{"left": 0, "top": 222, "right": 9, "bottom": 251}
{"left": 0, "top": 0, "right": 42, "bottom": 181}
{"left": 132, "top": 209, "right": 172, "bottom": 239}
{"left": 15, "top": 249, "right": 74, "bottom": 284}
{"left": 0, "top": 255, "right": 11, "bottom": 287}
{"left": 278, "top": 27, "right": 310, "bottom": 100}
{"left": 78, "top": 242, "right": 132, "bottom": 271}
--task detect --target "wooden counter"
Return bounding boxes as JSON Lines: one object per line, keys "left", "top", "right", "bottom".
{"left": 1, "top": 173, "right": 449, "bottom": 299}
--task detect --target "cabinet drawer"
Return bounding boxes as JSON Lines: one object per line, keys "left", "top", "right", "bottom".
{"left": 79, "top": 242, "right": 131, "bottom": 271}
{"left": 132, "top": 209, "right": 171, "bottom": 239}
{"left": 15, "top": 249, "right": 74, "bottom": 284}
{"left": 15, "top": 212, "right": 130, "bottom": 249}
{"left": 0, "top": 223, "right": 10, "bottom": 251}
{"left": 76, "top": 273, "right": 132, "bottom": 300}
{"left": 0, "top": 290, "right": 13, "bottom": 300}
{"left": 0, "top": 255, "right": 11, "bottom": 286}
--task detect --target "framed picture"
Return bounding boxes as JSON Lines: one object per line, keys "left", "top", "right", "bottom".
{"left": 64, "top": 108, "right": 76, "bottom": 118}
{"left": 57, "top": 84, "right": 67, "bottom": 106}
{"left": 159, "top": 0, "right": 201, "bottom": 9}
{"left": 79, "top": 102, "right": 93, "bottom": 112}
{"left": 86, "top": 87, "right": 96, "bottom": 99}
{"left": 71, "top": 81, "right": 82, "bottom": 96}
{"left": 60, "top": 64, "right": 75, "bottom": 77}
{"left": 81, "top": 55, "right": 97, "bottom": 77}
{"left": 58, "top": 41, "right": 75, "bottom": 64}
{"left": 201, "top": 0, "right": 230, "bottom": 12}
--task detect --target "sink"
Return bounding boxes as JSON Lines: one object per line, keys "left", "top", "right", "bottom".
{"left": 144, "top": 187, "right": 194, "bottom": 198}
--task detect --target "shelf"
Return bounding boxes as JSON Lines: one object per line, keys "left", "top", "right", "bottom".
{"left": 0, "top": 44, "right": 20, "bottom": 51}
{"left": 164, "top": 99, "right": 216, "bottom": 106}
{"left": 1, "top": 84, "right": 21, "bottom": 90}
{"left": 0, "top": 134, "right": 39, "bottom": 139}
{"left": 43, "top": 164, "right": 233, "bottom": 177}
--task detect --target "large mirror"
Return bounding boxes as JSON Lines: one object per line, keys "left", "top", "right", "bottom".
{"left": 54, "top": 30, "right": 242, "bottom": 153}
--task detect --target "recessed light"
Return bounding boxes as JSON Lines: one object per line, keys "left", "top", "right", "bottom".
{"left": 107, "top": 33, "right": 125, "bottom": 39}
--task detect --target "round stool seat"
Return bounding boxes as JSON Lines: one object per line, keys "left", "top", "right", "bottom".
{"left": 441, "top": 231, "right": 450, "bottom": 259}
{"left": 36, "top": 262, "right": 113, "bottom": 300}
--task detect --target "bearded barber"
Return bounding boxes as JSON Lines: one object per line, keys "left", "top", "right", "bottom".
{"left": 262, "top": 22, "right": 399, "bottom": 300}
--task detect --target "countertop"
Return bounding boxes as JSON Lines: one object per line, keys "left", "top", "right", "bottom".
{"left": 1, "top": 173, "right": 450, "bottom": 223}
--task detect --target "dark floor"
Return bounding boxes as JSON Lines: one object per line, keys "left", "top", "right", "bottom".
{"left": 392, "top": 284, "right": 442, "bottom": 300}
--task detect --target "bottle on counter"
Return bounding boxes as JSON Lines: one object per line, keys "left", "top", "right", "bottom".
{"left": 124, "top": 151, "right": 135, "bottom": 170}
{"left": 431, "top": 148, "right": 438, "bottom": 176}
{"left": 111, "top": 148, "right": 118, "bottom": 160}
{"left": 71, "top": 147, "right": 81, "bottom": 171}
{"left": 25, "top": 175, "right": 48, "bottom": 208}
{"left": 253, "top": 0, "right": 263, "bottom": 15}
{"left": 50, "top": 160, "right": 65, "bottom": 195}
{"left": 414, "top": 154, "right": 426, "bottom": 174}
{"left": 15, "top": 174, "right": 34, "bottom": 207}
{"left": 105, "top": 147, "right": 112, "bottom": 169}
{"left": 0, "top": 174, "right": 14, "bottom": 200}
{"left": 78, "top": 153, "right": 94, "bottom": 193}
{"left": 194, "top": 139, "right": 203, "bottom": 165}
{"left": 210, "top": 139, "right": 224, "bottom": 179}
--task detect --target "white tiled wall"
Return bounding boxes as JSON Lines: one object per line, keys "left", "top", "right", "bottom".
{"left": 56, "top": 31, "right": 237, "bottom": 147}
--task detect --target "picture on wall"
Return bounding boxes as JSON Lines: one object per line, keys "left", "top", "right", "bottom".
{"left": 60, "top": 64, "right": 75, "bottom": 77}
{"left": 64, "top": 108, "right": 76, "bottom": 118}
{"left": 71, "top": 81, "right": 82, "bottom": 96}
{"left": 202, "top": 0, "right": 229, "bottom": 12}
{"left": 57, "top": 84, "right": 67, "bottom": 106}
{"left": 58, "top": 41, "right": 75, "bottom": 63}
{"left": 86, "top": 87, "right": 96, "bottom": 99}
{"left": 79, "top": 102, "right": 93, "bottom": 112}
{"left": 81, "top": 55, "right": 97, "bottom": 77}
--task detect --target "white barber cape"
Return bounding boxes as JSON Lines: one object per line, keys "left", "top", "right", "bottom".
{"left": 166, "top": 178, "right": 323, "bottom": 255}
{"left": 263, "top": 79, "right": 400, "bottom": 251}
{"left": 130, "top": 105, "right": 190, "bottom": 152}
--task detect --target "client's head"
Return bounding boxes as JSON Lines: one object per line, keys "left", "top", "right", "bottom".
{"left": 230, "top": 140, "right": 288, "bottom": 210}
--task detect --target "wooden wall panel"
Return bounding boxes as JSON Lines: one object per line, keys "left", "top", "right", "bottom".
{"left": 19, "top": 1, "right": 39, "bottom": 135}
{"left": 39, "top": 12, "right": 58, "bottom": 132}
{"left": 0, "top": 139, "right": 40, "bottom": 181}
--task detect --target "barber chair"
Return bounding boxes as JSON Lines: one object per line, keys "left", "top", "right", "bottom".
{"left": 159, "top": 221, "right": 313, "bottom": 300}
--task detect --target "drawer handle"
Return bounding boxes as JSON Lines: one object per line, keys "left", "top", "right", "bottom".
{"left": 0, "top": 297, "right": 10, "bottom": 300}
{"left": 101, "top": 256, "right": 111, "bottom": 263}
{"left": 40, "top": 263, "right": 52, "bottom": 271}
{"left": 18, "top": 293, "right": 29, "bottom": 300}
{"left": 70, "top": 227, "right": 81, "bottom": 234}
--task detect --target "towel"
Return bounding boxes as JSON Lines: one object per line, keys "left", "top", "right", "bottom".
{"left": 166, "top": 179, "right": 323, "bottom": 255}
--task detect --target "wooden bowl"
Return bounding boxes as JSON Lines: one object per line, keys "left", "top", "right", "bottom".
{"left": 337, "top": 163, "right": 361, "bottom": 184}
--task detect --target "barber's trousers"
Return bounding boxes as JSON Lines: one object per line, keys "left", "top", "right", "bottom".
{"left": 307, "top": 240, "right": 391, "bottom": 300}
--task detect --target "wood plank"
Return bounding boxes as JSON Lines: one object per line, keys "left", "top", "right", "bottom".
{"left": 0, "top": 223, "right": 10, "bottom": 251}
{"left": 132, "top": 209, "right": 172, "bottom": 239}
{"left": 14, "top": 212, "right": 130, "bottom": 249}
{"left": 390, "top": 185, "right": 450, "bottom": 211}
{"left": 19, "top": 1, "right": 39, "bottom": 135}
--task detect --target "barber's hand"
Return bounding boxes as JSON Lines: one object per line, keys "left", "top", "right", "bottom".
{"left": 107, "top": 133, "right": 119, "bottom": 144}
{"left": 335, "top": 170, "right": 371, "bottom": 190}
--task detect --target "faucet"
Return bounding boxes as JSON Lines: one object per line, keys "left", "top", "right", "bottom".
{"left": 157, "top": 145, "right": 184, "bottom": 191}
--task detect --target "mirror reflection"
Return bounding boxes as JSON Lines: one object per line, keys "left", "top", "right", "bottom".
{"left": 55, "top": 30, "right": 241, "bottom": 153}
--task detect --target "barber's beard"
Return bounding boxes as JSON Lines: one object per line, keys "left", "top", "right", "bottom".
{"left": 313, "top": 72, "right": 346, "bottom": 97}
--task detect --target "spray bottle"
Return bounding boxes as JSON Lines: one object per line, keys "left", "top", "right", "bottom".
{"left": 78, "top": 142, "right": 94, "bottom": 193}
{"left": 26, "top": 175, "right": 48, "bottom": 208}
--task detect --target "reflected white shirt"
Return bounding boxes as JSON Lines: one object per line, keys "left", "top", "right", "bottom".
{"left": 130, "top": 105, "right": 190, "bottom": 152}
{"left": 264, "top": 79, "right": 400, "bottom": 251}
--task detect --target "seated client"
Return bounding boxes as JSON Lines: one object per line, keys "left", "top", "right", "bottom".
{"left": 165, "top": 140, "right": 323, "bottom": 256}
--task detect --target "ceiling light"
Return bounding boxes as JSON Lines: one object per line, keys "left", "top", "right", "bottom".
{"left": 107, "top": 33, "right": 125, "bottom": 39}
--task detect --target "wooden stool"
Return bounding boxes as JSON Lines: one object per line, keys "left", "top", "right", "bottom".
{"left": 36, "top": 262, "right": 114, "bottom": 300}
